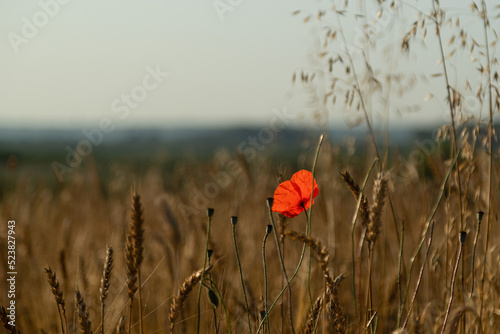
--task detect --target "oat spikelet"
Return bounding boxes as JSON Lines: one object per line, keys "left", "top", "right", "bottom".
{"left": 0, "top": 306, "right": 17, "bottom": 334}
{"left": 304, "top": 295, "right": 323, "bottom": 334}
{"left": 169, "top": 265, "right": 213, "bottom": 333}
{"left": 340, "top": 171, "right": 371, "bottom": 228}
{"left": 367, "top": 173, "right": 388, "bottom": 244}
{"left": 75, "top": 288, "right": 92, "bottom": 334}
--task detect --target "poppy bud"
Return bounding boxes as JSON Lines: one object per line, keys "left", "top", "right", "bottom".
{"left": 266, "top": 198, "right": 274, "bottom": 208}
{"left": 207, "top": 208, "right": 215, "bottom": 218}
{"left": 477, "top": 211, "right": 484, "bottom": 223}
{"left": 459, "top": 231, "right": 467, "bottom": 244}
{"left": 266, "top": 225, "right": 273, "bottom": 235}
{"left": 231, "top": 216, "right": 238, "bottom": 226}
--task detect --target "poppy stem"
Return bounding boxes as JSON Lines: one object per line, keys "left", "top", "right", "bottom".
{"left": 196, "top": 209, "right": 213, "bottom": 334}
{"left": 257, "top": 207, "right": 306, "bottom": 334}
{"left": 231, "top": 218, "right": 253, "bottom": 334}
{"left": 265, "top": 201, "right": 296, "bottom": 334}
{"left": 301, "top": 204, "right": 314, "bottom": 318}
{"left": 262, "top": 225, "right": 272, "bottom": 334}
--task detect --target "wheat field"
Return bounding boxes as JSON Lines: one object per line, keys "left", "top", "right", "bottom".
{"left": 1, "top": 0, "right": 500, "bottom": 333}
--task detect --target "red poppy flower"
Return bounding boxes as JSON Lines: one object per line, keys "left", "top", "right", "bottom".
{"left": 272, "top": 170, "right": 319, "bottom": 218}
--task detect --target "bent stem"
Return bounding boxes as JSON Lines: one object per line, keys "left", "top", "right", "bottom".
{"left": 262, "top": 225, "right": 272, "bottom": 334}
{"left": 231, "top": 218, "right": 252, "bottom": 334}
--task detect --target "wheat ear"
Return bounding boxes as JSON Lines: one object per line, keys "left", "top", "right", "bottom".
{"left": 45, "top": 265, "right": 67, "bottom": 334}
{"left": 75, "top": 288, "right": 92, "bottom": 334}
{"left": 100, "top": 246, "right": 114, "bottom": 334}
{"left": 125, "top": 190, "right": 145, "bottom": 334}
{"left": 169, "top": 265, "right": 213, "bottom": 333}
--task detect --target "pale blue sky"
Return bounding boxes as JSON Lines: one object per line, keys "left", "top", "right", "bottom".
{"left": 0, "top": 0, "right": 497, "bottom": 129}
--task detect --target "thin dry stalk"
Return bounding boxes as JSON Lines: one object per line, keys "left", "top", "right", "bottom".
{"left": 403, "top": 221, "right": 435, "bottom": 329}
{"left": 100, "top": 246, "right": 114, "bottom": 334}
{"left": 75, "top": 288, "right": 92, "bottom": 334}
{"left": 169, "top": 265, "right": 213, "bottom": 334}
{"left": 479, "top": 0, "right": 495, "bottom": 326}
{"left": 441, "top": 232, "right": 467, "bottom": 334}
{"left": 471, "top": 211, "right": 484, "bottom": 296}
{"left": 44, "top": 265, "right": 67, "bottom": 334}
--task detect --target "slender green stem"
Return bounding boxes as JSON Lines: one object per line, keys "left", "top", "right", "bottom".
{"left": 202, "top": 280, "right": 232, "bottom": 334}
{"left": 257, "top": 207, "right": 306, "bottom": 334}
{"left": 302, "top": 207, "right": 314, "bottom": 320}
{"left": 266, "top": 202, "right": 296, "bottom": 334}
{"left": 262, "top": 225, "right": 272, "bottom": 334}
{"left": 231, "top": 218, "right": 253, "bottom": 334}
{"left": 306, "top": 134, "right": 324, "bottom": 316}
{"left": 197, "top": 209, "right": 213, "bottom": 334}
{"left": 207, "top": 251, "right": 218, "bottom": 334}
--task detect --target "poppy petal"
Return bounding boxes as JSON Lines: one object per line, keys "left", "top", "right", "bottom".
{"left": 290, "top": 170, "right": 319, "bottom": 209}
{"left": 272, "top": 180, "right": 303, "bottom": 218}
